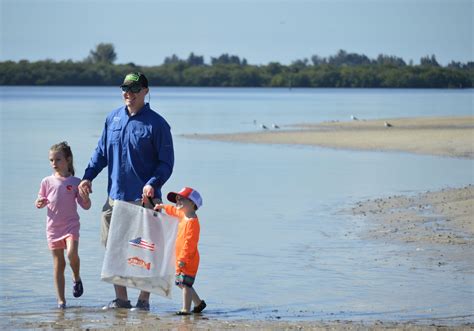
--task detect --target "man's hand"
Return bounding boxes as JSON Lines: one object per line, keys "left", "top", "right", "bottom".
{"left": 142, "top": 185, "right": 155, "bottom": 206}
{"left": 78, "top": 180, "right": 93, "bottom": 199}
{"left": 142, "top": 184, "right": 154, "bottom": 198}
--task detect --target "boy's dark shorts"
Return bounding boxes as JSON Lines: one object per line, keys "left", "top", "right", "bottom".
{"left": 175, "top": 273, "right": 195, "bottom": 288}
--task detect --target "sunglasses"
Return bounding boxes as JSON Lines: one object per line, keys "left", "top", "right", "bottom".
{"left": 121, "top": 85, "right": 143, "bottom": 93}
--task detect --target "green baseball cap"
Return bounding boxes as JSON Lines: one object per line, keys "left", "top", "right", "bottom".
{"left": 120, "top": 72, "right": 149, "bottom": 88}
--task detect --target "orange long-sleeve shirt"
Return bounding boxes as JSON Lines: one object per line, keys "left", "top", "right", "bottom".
{"left": 164, "top": 205, "right": 200, "bottom": 277}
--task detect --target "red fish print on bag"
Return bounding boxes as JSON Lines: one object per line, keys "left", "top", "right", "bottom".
{"left": 127, "top": 256, "right": 151, "bottom": 270}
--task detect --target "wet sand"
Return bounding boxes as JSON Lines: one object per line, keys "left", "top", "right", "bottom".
{"left": 184, "top": 116, "right": 474, "bottom": 159}
{"left": 4, "top": 308, "right": 473, "bottom": 330}
{"left": 348, "top": 185, "right": 474, "bottom": 273}
{"left": 350, "top": 185, "right": 473, "bottom": 246}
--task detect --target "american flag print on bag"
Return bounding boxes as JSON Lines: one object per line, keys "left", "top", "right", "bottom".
{"left": 129, "top": 237, "right": 156, "bottom": 251}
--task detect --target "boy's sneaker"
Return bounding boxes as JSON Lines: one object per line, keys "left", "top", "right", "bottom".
{"left": 102, "top": 298, "right": 132, "bottom": 310}
{"left": 73, "top": 279, "right": 84, "bottom": 298}
{"left": 57, "top": 303, "right": 66, "bottom": 309}
{"left": 130, "top": 300, "right": 150, "bottom": 311}
{"left": 193, "top": 300, "right": 206, "bottom": 313}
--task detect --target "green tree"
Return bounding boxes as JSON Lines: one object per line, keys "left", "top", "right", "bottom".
{"left": 86, "top": 43, "right": 117, "bottom": 64}
{"left": 1, "top": 46, "right": 472, "bottom": 88}
{"left": 420, "top": 55, "right": 440, "bottom": 67}
{"left": 290, "top": 59, "right": 309, "bottom": 71}
{"left": 186, "top": 52, "right": 205, "bottom": 66}
{"left": 211, "top": 54, "right": 245, "bottom": 66}
{"left": 163, "top": 54, "right": 183, "bottom": 65}
{"left": 311, "top": 55, "right": 326, "bottom": 66}
{"left": 376, "top": 54, "right": 406, "bottom": 67}
{"left": 329, "top": 50, "right": 372, "bottom": 66}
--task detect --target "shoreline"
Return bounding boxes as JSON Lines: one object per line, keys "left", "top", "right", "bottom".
{"left": 5, "top": 310, "right": 473, "bottom": 330}
{"left": 183, "top": 116, "right": 474, "bottom": 159}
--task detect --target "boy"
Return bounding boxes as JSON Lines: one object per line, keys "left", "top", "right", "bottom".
{"left": 154, "top": 187, "right": 206, "bottom": 315}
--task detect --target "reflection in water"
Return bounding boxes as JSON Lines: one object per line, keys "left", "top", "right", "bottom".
{"left": 1, "top": 308, "right": 239, "bottom": 330}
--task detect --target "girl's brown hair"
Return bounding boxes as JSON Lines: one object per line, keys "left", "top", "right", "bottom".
{"left": 50, "top": 141, "right": 75, "bottom": 176}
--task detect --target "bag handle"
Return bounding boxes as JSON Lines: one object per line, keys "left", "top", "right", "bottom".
{"left": 142, "top": 196, "right": 162, "bottom": 215}
{"left": 142, "top": 196, "right": 155, "bottom": 208}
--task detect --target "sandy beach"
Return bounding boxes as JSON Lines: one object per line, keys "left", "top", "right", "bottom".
{"left": 184, "top": 116, "right": 474, "bottom": 159}
{"left": 350, "top": 185, "right": 473, "bottom": 246}
{"left": 347, "top": 185, "right": 473, "bottom": 274}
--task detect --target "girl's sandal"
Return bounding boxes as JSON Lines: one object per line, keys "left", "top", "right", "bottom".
{"left": 73, "top": 279, "right": 84, "bottom": 298}
{"left": 193, "top": 300, "right": 207, "bottom": 313}
{"left": 176, "top": 311, "right": 192, "bottom": 316}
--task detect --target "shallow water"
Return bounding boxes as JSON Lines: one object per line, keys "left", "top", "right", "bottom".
{"left": 0, "top": 87, "right": 473, "bottom": 327}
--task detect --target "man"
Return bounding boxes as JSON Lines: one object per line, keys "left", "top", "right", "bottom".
{"left": 78, "top": 72, "right": 174, "bottom": 311}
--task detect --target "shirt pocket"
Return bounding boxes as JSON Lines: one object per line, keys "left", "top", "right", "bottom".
{"left": 108, "top": 123, "right": 122, "bottom": 144}
{"left": 131, "top": 126, "right": 152, "bottom": 146}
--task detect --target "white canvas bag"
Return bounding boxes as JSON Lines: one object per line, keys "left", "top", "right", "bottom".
{"left": 101, "top": 200, "right": 179, "bottom": 298}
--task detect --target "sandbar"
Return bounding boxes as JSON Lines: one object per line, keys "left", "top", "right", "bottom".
{"left": 184, "top": 116, "right": 474, "bottom": 159}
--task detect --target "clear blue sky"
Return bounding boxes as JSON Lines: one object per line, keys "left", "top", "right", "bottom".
{"left": 1, "top": 0, "right": 472, "bottom": 66}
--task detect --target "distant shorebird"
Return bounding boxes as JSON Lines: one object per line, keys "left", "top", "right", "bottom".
{"left": 260, "top": 124, "right": 268, "bottom": 130}
{"left": 272, "top": 124, "right": 280, "bottom": 129}
{"left": 351, "top": 115, "right": 359, "bottom": 121}
{"left": 384, "top": 121, "right": 393, "bottom": 127}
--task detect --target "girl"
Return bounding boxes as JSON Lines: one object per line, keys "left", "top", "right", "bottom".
{"left": 154, "top": 187, "right": 206, "bottom": 315}
{"left": 35, "top": 142, "right": 91, "bottom": 309}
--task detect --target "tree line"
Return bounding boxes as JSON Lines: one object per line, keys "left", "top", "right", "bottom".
{"left": 1, "top": 43, "right": 472, "bottom": 88}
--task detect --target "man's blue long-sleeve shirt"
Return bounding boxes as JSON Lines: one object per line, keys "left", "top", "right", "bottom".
{"left": 83, "top": 103, "right": 174, "bottom": 201}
